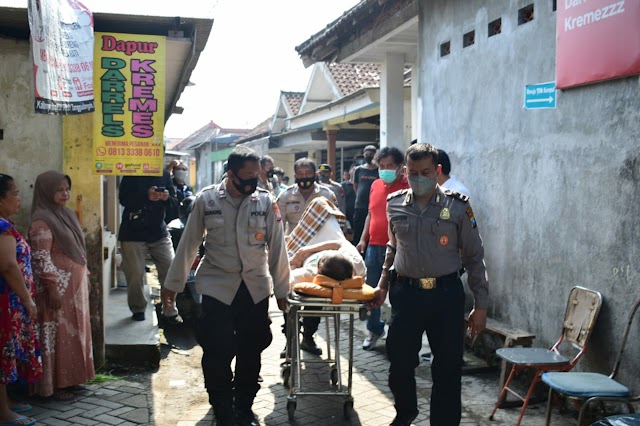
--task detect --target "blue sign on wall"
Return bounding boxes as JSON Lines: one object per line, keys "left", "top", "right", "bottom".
{"left": 524, "top": 82, "right": 557, "bottom": 110}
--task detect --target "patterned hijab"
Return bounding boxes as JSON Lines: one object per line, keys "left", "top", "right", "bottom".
{"left": 31, "top": 170, "right": 87, "bottom": 265}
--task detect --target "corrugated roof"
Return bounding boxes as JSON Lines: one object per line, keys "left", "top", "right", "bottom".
{"left": 174, "top": 121, "right": 251, "bottom": 150}
{"left": 234, "top": 116, "right": 273, "bottom": 144}
{"left": 173, "top": 121, "right": 220, "bottom": 151}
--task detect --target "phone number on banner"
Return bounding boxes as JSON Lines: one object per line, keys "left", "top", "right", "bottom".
{"left": 107, "top": 148, "right": 161, "bottom": 156}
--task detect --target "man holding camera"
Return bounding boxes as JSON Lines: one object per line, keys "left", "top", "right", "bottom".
{"left": 118, "top": 171, "right": 179, "bottom": 321}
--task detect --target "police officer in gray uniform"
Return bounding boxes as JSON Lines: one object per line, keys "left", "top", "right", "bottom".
{"left": 276, "top": 158, "right": 338, "bottom": 356}
{"left": 162, "top": 146, "right": 290, "bottom": 426}
{"left": 317, "top": 163, "right": 346, "bottom": 215}
{"left": 370, "top": 143, "right": 488, "bottom": 426}
{"left": 277, "top": 158, "right": 337, "bottom": 235}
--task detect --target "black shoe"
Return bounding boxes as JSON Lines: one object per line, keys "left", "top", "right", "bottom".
{"left": 389, "top": 411, "right": 418, "bottom": 426}
{"left": 162, "top": 314, "right": 184, "bottom": 326}
{"left": 280, "top": 345, "right": 287, "bottom": 359}
{"left": 131, "top": 312, "right": 145, "bottom": 321}
{"left": 300, "top": 335, "right": 322, "bottom": 355}
{"left": 212, "top": 399, "right": 234, "bottom": 426}
{"left": 235, "top": 409, "right": 259, "bottom": 426}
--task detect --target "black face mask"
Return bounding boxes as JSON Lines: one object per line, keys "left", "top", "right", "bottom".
{"left": 232, "top": 176, "right": 258, "bottom": 195}
{"left": 266, "top": 169, "right": 274, "bottom": 178}
{"left": 296, "top": 176, "right": 315, "bottom": 190}
{"left": 318, "top": 174, "right": 330, "bottom": 183}
{"left": 364, "top": 156, "right": 374, "bottom": 164}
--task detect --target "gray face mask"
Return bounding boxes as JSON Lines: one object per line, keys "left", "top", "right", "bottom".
{"left": 408, "top": 175, "right": 437, "bottom": 196}
{"left": 174, "top": 170, "right": 188, "bottom": 182}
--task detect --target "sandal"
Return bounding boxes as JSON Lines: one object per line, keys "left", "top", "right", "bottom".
{"left": 10, "top": 403, "right": 32, "bottom": 414}
{"left": 0, "top": 415, "right": 36, "bottom": 426}
{"left": 53, "top": 390, "right": 76, "bottom": 401}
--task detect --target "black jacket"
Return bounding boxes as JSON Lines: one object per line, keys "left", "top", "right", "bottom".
{"left": 172, "top": 178, "right": 194, "bottom": 202}
{"left": 118, "top": 171, "right": 179, "bottom": 242}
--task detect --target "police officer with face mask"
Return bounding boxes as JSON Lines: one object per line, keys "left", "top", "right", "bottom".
{"left": 276, "top": 158, "right": 337, "bottom": 235}
{"left": 276, "top": 158, "right": 337, "bottom": 356}
{"left": 317, "top": 164, "right": 346, "bottom": 215}
{"left": 369, "top": 143, "right": 488, "bottom": 426}
{"left": 162, "top": 146, "right": 290, "bottom": 426}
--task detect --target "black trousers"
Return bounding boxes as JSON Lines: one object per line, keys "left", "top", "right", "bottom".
{"left": 196, "top": 283, "right": 272, "bottom": 407}
{"left": 386, "top": 276, "right": 465, "bottom": 426}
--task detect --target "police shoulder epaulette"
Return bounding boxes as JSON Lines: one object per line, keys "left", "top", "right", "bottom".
{"left": 200, "top": 184, "right": 218, "bottom": 193}
{"left": 256, "top": 186, "right": 270, "bottom": 194}
{"left": 387, "top": 189, "right": 409, "bottom": 201}
{"left": 445, "top": 190, "right": 469, "bottom": 203}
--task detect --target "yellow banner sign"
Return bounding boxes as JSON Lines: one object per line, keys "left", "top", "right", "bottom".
{"left": 93, "top": 32, "right": 165, "bottom": 175}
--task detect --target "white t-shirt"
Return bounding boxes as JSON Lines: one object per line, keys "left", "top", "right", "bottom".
{"left": 441, "top": 175, "right": 471, "bottom": 198}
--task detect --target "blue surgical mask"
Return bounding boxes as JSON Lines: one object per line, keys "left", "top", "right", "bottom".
{"left": 408, "top": 175, "right": 437, "bottom": 196}
{"left": 378, "top": 169, "right": 398, "bottom": 184}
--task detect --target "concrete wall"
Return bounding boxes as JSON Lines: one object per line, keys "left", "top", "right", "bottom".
{"left": 419, "top": 0, "right": 640, "bottom": 379}
{"left": 0, "top": 37, "right": 105, "bottom": 365}
{"left": 0, "top": 37, "right": 62, "bottom": 232}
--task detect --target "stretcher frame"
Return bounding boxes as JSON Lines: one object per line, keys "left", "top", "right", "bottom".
{"left": 280, "top": 292, "right": 367, "bottom": 421}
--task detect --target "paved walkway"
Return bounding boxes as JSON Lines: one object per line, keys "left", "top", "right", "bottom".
{"left": 22, "top": 298, "right": 581, "bottom": 425}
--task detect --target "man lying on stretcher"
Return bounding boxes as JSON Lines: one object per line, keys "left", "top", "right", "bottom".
{"left": 286, "top": 196, "right": 366, "bottom": 285}
{"left": 286, "top": 197, "right": 374, "bottom": 301}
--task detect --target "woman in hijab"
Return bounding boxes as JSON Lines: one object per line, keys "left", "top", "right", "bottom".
{"left": 28, "top": 171, "right": 94, "bottom": 400}
{"left": 0, "top": 173, "right": 41, "bottom": 426}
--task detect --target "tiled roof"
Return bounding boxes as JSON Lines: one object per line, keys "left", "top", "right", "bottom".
{"left": 295, "top": 0, "right": 377, "bottom": 57}
{"left": 327, "top": 63, "right": 381, "bottom": 97}
{"left": 295, "top": 0, "right": 416, "bottom": 66}
{"left": 234, "top": 116, "right": 273, "bottom": 144}
{"left": 283, "top": 91, "right": 304, "bottom": 116}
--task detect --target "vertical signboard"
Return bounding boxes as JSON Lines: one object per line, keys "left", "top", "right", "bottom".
{"left": 28, "top": 0, "right": 95, "bottom": 114}
{"left": 557, "top": 1, "right": 640, "bottom": 89}
{"left": 93, "top": 33, "right": 166, "bottom": 176}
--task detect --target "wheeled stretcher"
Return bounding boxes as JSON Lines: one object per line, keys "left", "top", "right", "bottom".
{"left": 280, "top": 292, "right": 368, "bottom": 421}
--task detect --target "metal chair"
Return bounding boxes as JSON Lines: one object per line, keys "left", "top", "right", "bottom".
{"left": 591, "top": 414, "right": 640, "bottom": 425}
{"left": 541, "top": 296, "right": 640, "bottom": 425}
{"left": 489, "top": 286, "right": 603, "bottom": 426}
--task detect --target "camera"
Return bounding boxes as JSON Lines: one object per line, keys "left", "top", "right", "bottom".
{"left": 155, "top": 186, "right": 166, "bottom": 192}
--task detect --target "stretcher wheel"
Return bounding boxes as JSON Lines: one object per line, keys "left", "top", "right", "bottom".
{"left": 330, "top": 365, "right": 339, "bottom": 385}
{"left": 280, "top": 363, "right": 291, "bottom": 388}
{"left": 358, "top": 306, "right": 368, "bottom": 321}
{"left": 287, "top": 400, "right": 296, "bottom": 420}
{"left": 343, "top": 399, "right": 353, "bottom": 419}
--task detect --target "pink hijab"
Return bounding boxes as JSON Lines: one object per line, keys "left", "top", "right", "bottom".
{"left": 31, "top": 170, "right": 87, "bottom": 265}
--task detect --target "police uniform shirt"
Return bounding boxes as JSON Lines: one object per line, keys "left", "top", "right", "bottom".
{"left": 163, "top": 180, "right": 291, "bottom": 305}
{"left": 387, "top": 185, "right": 489, "bottom": 309}
{"left": 276, "top": 183, "right": 337, "bottom": 235}
{"left": 327, "top": 180, "right": 347, "bottom": 215}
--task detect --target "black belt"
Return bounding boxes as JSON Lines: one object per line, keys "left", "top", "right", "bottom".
{"left": 395, "top": 271, "right": 460, "bottom": 290}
